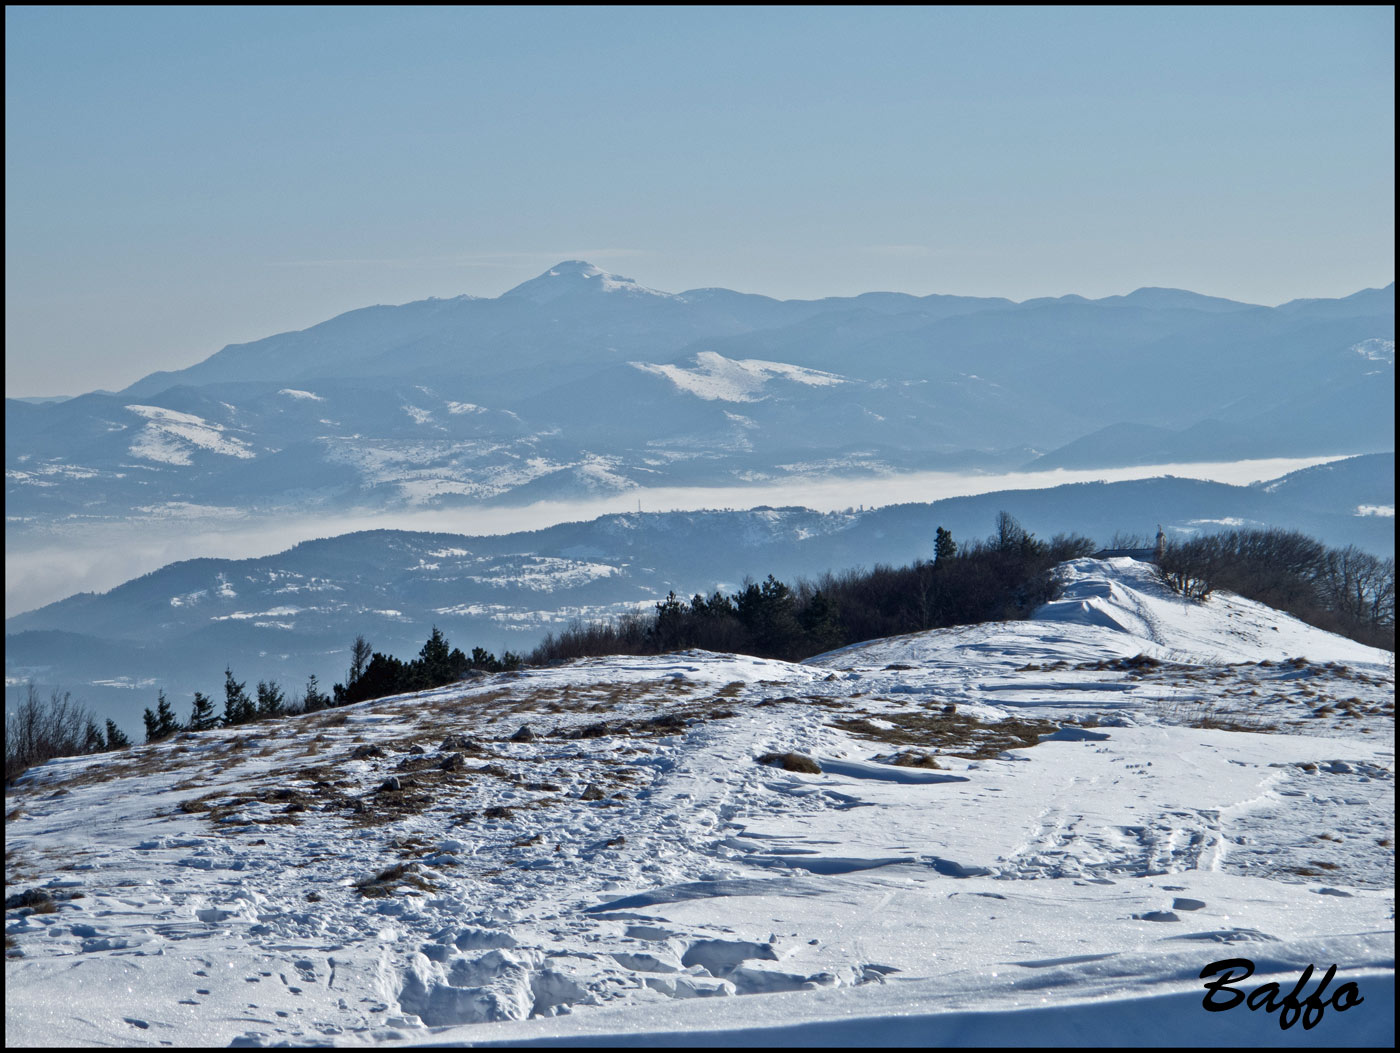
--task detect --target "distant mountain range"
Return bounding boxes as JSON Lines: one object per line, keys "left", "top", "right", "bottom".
{"left": 6, "top": 263, "right": 1392, "bottom": 529}
{"left": 7, "top": 453, "right": 1391, "bottom": 737}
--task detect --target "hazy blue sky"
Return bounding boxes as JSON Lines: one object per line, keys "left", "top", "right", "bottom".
{"left": 6, "top": 6, "right": 1394, "bottom": 396}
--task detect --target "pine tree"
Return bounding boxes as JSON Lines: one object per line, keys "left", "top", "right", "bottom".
{"left": 255, "top": 680, "right": 285, "bottom": 719}
{"left": 155, "top": 690, "right": 180, "bottom": 739}
{"left": 223, "top": 668, "right": 254, "bottom": 726}
{"left": 800, "top": 589, "right": 842, "bottom": 652}
{"left": 143, "top": 706, "right": 159, "bottom": 743}
{"left": 104, "top": 719, "right": 132, "bottom": 751}
{"left": 188, "top": 691, "right": 218, "bottom": 731}
{"left": 417, "top": 626, "right": 452, "bottom": 687}
{"left": 470, "top": 646, "right": 501, "bottom": 672}
{"left": 934, "top": 526, "right": 957, "bottom": 564}
{"left": 733, "top": 574, "right": 802, "bottom": 659}
{"left": 447, "top": 648, "right": 470, "bottom": 680}
{"left": 82, "top": 718, "right": 105, "bottom": 754}
{"left": 302, "top": 674, "right": 330, "bottom": 713}
{"left": 652, "top": 592, "right": 689, "bottom": 650}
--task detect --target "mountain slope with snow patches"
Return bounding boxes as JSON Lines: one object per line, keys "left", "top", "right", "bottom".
{"left": 631, "top": 352, "right": 849, "bottom": 403}
{"left": 7, "top": 466, "right": 1394, "bottom": 740}
{"left": 5, "top": 559, "right": 1393, "bottom": 1046}
{"left": 7, "top": 266, "right": 1392, "bottom": 531}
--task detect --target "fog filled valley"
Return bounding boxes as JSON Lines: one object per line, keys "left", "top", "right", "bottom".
{"left": 6, "top": 262, "right": 1394, "bottom": 739}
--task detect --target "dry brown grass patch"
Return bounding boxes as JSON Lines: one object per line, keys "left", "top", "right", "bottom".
{"left": 757, "top": 752, "right": 822, "bottom": 774}
{"left": 887, "top": 750, "right": 942, "bottom": 769}
{"left": 831, "top": 708, "right": 1058, "bottom": 760}
{"left": 355, "top": 861, "right": 436, "bottom": 898}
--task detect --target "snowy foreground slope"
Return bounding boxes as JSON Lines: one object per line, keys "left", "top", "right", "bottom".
{"left": 5, "top": 559, "right": 1394, "bottom": 1047}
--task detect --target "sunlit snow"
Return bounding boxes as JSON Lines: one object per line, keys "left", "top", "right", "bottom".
{"left": 632, "top": 352, "right": 849, "bottom": 403}
{"left": 4, "top": 560, "right": 1393, "bottom": 1047}
{"left": 125, "top": 404, "right": 257, "bottom": 465}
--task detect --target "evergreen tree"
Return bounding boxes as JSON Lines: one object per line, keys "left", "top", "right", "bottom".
{"left": 188, "top": 691, "right": 218, "bottom": 731}
{"left": 417, "top": 626, "right": 453, "bottom": 687}
{"left": 223, "top": 668, "right": 254, "bottom": 726}
{"left": 155, "top": 690, "right": 180, "bottom": 739}
{"left": 104, "top": 719, "right": 132, "bottom": 751}
{"left": 692, "top": 590, "right": 736, "bottom": 619}
{"left": 800, "top": 589, "right": 843, "bottom": 652}
{"left": 470, "top": 646, "right": 501, "bottom": 672}
{"left": 145, "top": 690, "right": 179, "bottom": 742}
{"left": 339, "top": 652, "right": 413, "bottom": 705}
{"left": 733, "top": 574, "right": 803, "bottom": 659}
{"left": 255, "top": 680, "right": 285, "bottom": 719}
{"left": 934, "top": 526, "right": 957, "bottom": 564}
{"left": 82, "top": 718, "right": 105, "bottom": 754}
{"left": 651, "top": 592, "right": 689, "bottom": 651}
{"left": 302, "top": 674, "right": 330, "bottom": 713}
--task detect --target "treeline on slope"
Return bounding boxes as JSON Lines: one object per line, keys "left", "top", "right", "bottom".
{"left": 4, "top": 631, "right": 522, "bottom": 784}
{"left": 134, "top": 630, "right": 525, "bottom": 741}
{"left": 530, "top": 513, "right": 1097, "bottom": 664}
{"left": 9, "top": 517, "right": 1392, "bottom": 784}
{"left": 4, "top": 684, "right": 131, "bottom": 784}
{"left": 1158, "top": 528, "right": 1395, "bottom": 650}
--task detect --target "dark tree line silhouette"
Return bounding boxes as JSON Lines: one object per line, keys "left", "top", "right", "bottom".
{"left": 8, "top": 516, "right": 1392, "bottom": 784}
{"left": 331, "top": 629, "right": 523, "bottom": 706}
{"left": 529, "top": 514, "right": 1098, "bottom": 664}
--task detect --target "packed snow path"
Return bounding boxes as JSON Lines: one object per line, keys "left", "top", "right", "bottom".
{"left": 5, "top": 560, "right": 1394, "bottom": 1046}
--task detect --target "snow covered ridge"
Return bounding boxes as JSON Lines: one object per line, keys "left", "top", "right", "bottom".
{"left": 124, "top": 403, "right": 257, "bottom": 465}
{"left": 4, "top": 561, "right": 1394, "bottom": 1047}
{"left": 501, "top": 260, "right": 676, "bottom": 305}
{"left": 631, "top": 352, "right": 850, "bottom": 403}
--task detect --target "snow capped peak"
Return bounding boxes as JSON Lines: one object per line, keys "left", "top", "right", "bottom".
{"left": 501, "top": 261, "right": 675, "bottom": 304}
{"left": 547, "top": 260, "right": 605, "bottom": 276}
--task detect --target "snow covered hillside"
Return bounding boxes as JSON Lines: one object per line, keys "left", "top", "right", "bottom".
{"left": 5, "top": 559, "right": 1394, "bottom": 1046}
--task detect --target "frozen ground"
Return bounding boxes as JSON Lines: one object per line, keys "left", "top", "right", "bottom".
{"left": 5, "top": 560, "right": 1394, "bottom": 1046}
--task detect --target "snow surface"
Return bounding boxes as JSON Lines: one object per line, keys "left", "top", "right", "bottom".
{"left": 125, "top": 404, "right": 257, "bottom": 466}
{"left": 1350, "top": 338, "right": 1394, "bottom": 363}
{"left": 502, "top": 262, "right": 675, "bottom": 305}
{"left": 631, "top": 352, "right": 849, "bottom": 403}
{"left": 5, "top": 560, "right": 1393, "bottom": 1047}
